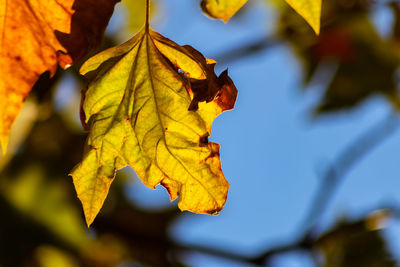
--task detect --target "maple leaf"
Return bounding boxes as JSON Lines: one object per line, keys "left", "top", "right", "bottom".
{"left": 0, "top": 0, "right": 119, "bottom": 152}
{"left": 71, "top": 26, "right": 237, "bottom": 226}
{"left": 201, "top": 0, "right": 321, "bottom": 34}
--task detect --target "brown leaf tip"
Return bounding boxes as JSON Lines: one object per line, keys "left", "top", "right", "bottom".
{"left": 205, "top": 207, "right": 222, "bottom": 215}
{"left": 214, "top": 69, "right": 238, "bottom": 111}
{"left": 160, "top": 180, "right": 179, "bottom": 202}
{"left": 188, "top": 68, "right": 238, "bottom": 112}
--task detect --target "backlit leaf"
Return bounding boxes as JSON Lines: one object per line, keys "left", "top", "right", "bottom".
{"left": 71, "top": 27, "right": 237, "bottom": 226}
{"left": 285, "top": 0, "right": 321, "bottom": 34}
{"left": 200, "top": 0, "right": 248, "bottom": 22}
{"left": 0, "top": 0, "right": 119, "bottom": 152}
{"left": 277, "top": 1, "right": 400, "bottom": 113}
{"left": 200, "top": 0, "right": 321, "bottom": 34}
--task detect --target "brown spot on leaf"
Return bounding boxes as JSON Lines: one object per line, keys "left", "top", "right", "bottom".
{"left": 199, "top": 134, "right": 209, "bottom": 146}
{"left": 107, "top": 168, "right": 117, "bottom": 179}
{"left": 205, "top": 207, "right": 222, "bottom": 215}
{"left": 160, "top": 179, "right": 179, "bottom": 202}
{"left": 206, "top": 149, "right": 220, "bottom": 160}
{"left": 160, "top": 180, "right": 171, "bottom": 195}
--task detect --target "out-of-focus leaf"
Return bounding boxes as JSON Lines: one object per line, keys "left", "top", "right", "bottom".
{"left": 285, "top": 0, "right": 321, "bottom": 34}
{"left": 122, "top": 0, "right": 157, "bottom": 34}
{"left": 91, "top": 182, "right": 179, "bottom": 266}
{"left": 81, "top": 235, "right": 128, "bottom": 267}
{"left": 0, "top": 99, "right": 38, "bottom": 170}
{"left": 35, "top": 246, "right": 79, "bottom": 267}
{"left": 315, "top": 211, "right": 396, "bottom": 267}
{"left": 201, "top": 0, "right": 321, "bottom": 31}
{"left": 0, "top": 165, "right": 89, "bottom": 248}
{"left": 316, "top": 18, "right": 400, "bottom": 112}
{"left": 71, "top": 26, "right": 237, "bottom": 226}
{"left": 277, "top": 1, "right": 400, "bottom": 113}
{"left": 0, "top": 111, "right": 182, "bottom": 266}
{"left": 200, "top": 0, "right": 248, "bottom": 22}
{"left": 0, "top": 0, "right": 119, "bottom": 152}
{"left": 390, "top": 2, "right": 400, "bottom": 55}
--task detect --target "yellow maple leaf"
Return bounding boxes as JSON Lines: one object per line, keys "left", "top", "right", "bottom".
{"left": 0, "top": 0, "right": 119, "bottom": 153}
{"left": 71, "top": 25, "right": 237, "bottom": 226}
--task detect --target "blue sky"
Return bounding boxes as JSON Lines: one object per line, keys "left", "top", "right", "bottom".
{"left": 56, "top": 1, "right": 400, "bottom": 266}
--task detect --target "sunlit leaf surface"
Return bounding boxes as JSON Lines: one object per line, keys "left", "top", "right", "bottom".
{"left": 71, "top": 26, "right": 237, "bottom": 226}
{"left": 0, "top": 0, "right": 119, "bottom": 152}
{"left": 200, "top": 0, "right": 321, "bottom": 34}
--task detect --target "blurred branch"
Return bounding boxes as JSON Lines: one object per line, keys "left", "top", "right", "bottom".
{"left": 299, "top": 113, "right": 400, "bottom": 234}
{"left": 173, "top": 113, "right": 400, "bottom": 266}
{"left": 214, "top": 35, "right": 283, "bottom": 64}
{"left": 253, "top": 112, "right": 400, "bottom": 265}
{"left": 172, "top": 241, "right": 261, "bottom": 266}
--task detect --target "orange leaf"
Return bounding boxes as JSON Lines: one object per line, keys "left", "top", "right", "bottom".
{"left": 0, "top": 0, "right": 119, "bottom": 152}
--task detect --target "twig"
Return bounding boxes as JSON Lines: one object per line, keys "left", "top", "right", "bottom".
{"left": 172, "top": 241, "right": 261, "bottom": 266}
{"left": 214, "top": 35, "right": 282, "bottom": 64}
{"left": 298, "top": 113, "right": 400, "bottom": 236}
{"left": 252, "top": 113, "right": 400, "bottom": 264}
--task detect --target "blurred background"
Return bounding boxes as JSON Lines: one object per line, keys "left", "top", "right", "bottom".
{"left": 1, "top": 0, "right": 400, "bottom": 266}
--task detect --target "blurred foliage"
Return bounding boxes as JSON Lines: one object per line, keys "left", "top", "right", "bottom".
{"left": 275, "top": 0, "right": 400, "bottom": 113}
{"left": 0, "top": 87, "right": 181, "bottom": 266}
{"left": 314, "top": 210, "right": 396, "bottom": 267}
{"left": 120, "top": 0, "right": 157, "bottom": 35}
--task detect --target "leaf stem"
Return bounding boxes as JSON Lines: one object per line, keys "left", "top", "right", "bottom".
{"left": 145, "top": 0, "right": 150, "bottom": 29}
